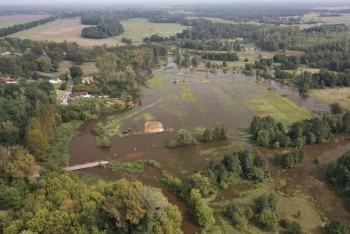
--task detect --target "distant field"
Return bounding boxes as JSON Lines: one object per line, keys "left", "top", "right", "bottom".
{"left": 115, "top": 18, "right": 188, "bottom": 43}
{"left": 303, "top": 13, "right": 350, "bottom": 24}
{"left": 0, "top": 14, "right": 50, "bottom": 29}
{"left": 310, "top": 87, "right": 350, "bottom": 110}
{"left": 10, "top": 18, "right": 188, "bottom": 46}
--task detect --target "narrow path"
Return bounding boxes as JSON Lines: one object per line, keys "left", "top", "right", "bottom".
{"left": 64, "top": 161, "right": 109, "bottom": 171}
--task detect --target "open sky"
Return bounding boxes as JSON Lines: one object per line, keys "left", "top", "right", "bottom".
{"left": 2, "top": 0, "right": 350, "bottom": 4}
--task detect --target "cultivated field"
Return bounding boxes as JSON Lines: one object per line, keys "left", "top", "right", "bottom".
{"left": 310, "top": 87, "right": 350, "bottom": 110}
{"left": 0, "top": 14, "right": 51, "bottom": 29}
{"left": 10, "top": 18, "right": 188, "bottom": 46}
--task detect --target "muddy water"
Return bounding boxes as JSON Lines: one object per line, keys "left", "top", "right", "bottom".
{"left": 68, "top": 68, "right": 349, "bottom": 233}
{"left": 278, "top": 138, "right": 350, "bottom": 225}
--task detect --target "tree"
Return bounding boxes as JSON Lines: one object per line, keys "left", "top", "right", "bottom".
{"left": 26, "top": 129, "right": 49, "bottom": 160}
{"left": 191, "top": 56, "right": 199, "bottom": 67}
{"left": 331, "top": 103, "right": 344, "bottom": 115}
{"left": 212, "top": 122, "right": 229, "bottom": 140}
{"left": 103, "top": 179, "right": 145, "bottom": 228}
{"left": 200, "top": 128, "right": 213, "bottom": 142}
{"left": 188, "top": 189, "right": 215, "bottom": 227}
{"left": 257, "top": 208, "right": 277, "bottom": 230}
{"left": 37, "top": 56, "right": 52, "bottom": 72}
{"left": 96, "top": 52, "right": 117, "bottom": 80}
{"left": 325, "top": 220, "right": 348, "bottom": 234}
{"left": 69, "top": 66, "right": 83, "bottom": 80}
{"left": 167, "top": 129, "right": 196, "bottom": 148}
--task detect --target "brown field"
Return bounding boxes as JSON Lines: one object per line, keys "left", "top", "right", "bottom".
{"left": 10, "top": 18, "right": 119, "bottom": 47}
{"left": 0, "top": 14, "right": 51, "bottom": 29}
{"left": 310, "top": 87, "right": 350, "bottom": 110}
{"left": 10, "top": 18, "right": 188, "bottom": 46}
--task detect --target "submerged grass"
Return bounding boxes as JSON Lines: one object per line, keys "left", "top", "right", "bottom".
{"left": 242, "top": 92, "right": 312, "bottom": 126}
{"left": 109, "top": 159, "right": 161, "bottom": 173}
{"left": 176, "top": 82, "right": 204, "bottom": 112}
{"left": 146, "top": 71, "right": 167, "bottom": 88}
{"left": 47, "top": 121, "right": 83, "bottom": 168}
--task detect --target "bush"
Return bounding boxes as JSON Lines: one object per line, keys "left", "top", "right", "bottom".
{"left": 276, "top": 149, "right": 304, "bottom": 169}
{"left": 325, "top": 220, "right": 348, "bottom": 234}
{"left": 257, "top": 208, "right": 277, "bottom": 230}
{"left": 327, "top": 151, "right": 350, "bottom": 195}
{"left": 167, "top": 129, "right": 197, "bottom": 148}
{"left": 280, "top": 219, "right": 302, "bottom": 234}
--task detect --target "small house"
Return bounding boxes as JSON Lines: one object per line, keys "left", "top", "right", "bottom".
{"left": 82, "top": 75, "right": 94, "bottom": 84}
{"left": 69, "top": 91, "right": 91, "bottom": 99}
{"left": 49, "top": 76, "right": 61, "bottom": 84}
{"left": 5, "top": 76, "right": 17, "bottom": 84}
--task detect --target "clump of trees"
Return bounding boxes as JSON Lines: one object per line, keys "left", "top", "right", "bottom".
{"left": 81, "top": 20, "right": 124, "bottom": 39}
{"left": 204, "top": 148, "right": 269, "bottom": 186}
{"left": 250, "top": 115, "right": 332, "bottom": 148}
{"left": 200, "top": 122, "right": 228, "bottom": 143}
{"left": 202, "top": 52, "right": 239, "bottom": 62}
{"left": 254, "top": 193, "right": 279, "bottom": 231}
{"left": 167, "top": 129, "right": 197, "bottom": 148}
{"left": 275, "top": 149, "right": 304, "bottom": 169}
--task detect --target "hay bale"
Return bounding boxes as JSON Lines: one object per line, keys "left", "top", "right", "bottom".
{"left": 145, "top": 121, "right": 164, "bottom": 133}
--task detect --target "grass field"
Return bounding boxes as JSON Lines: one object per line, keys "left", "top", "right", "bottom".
{"left": 59, "top": 60, "right": 98, "bottom": 74}
{"left": 0, "top": 15, "right": 50, "bottom": 29}
{"left": 10, "top": 18, "right": 188, "bottom": 46}
{"left": 115, "top": 18, "right": 188, "bottom": 43}
{"left": 310, "top": 87, "right": 350, "bottom": 110}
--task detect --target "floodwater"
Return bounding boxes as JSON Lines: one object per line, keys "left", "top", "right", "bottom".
{"left": 68, "top": 65, "right": 350, "bottom": 233}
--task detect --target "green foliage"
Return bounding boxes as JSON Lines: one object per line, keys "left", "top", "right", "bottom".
{"left": 1, "top": 173, "right": 183, "bottom": 234}
{"left": 257, "top": 208, "right": 278, "bottom": 231}
{"left": 167, "top": 129, "right": 197, "bottom": 149}
{"left": 204, "top": 148, "right": 269, "bottom": 187}
{"left": 325, "top": 220, "right": 348, "bottom": 234}
{"left": 279, "top": 219, "right": 302, "bottom": 234}
{"left": 189, "top": 189, "right": 215, "bottom": 227}
{"left": 161, "top": 171, "right": 184, "bottom": 196}
{"left": 200, "top": 122, "right": 228, "bottom": 143}
{"left": 81, "top": 21, "right": 124, "bottom": 39}
{"left": 224, "top": 203, "right": 248, "bottom": 229}
{"left": 276, "top": 149, "right": 304, "bottom": 169}
{"left": 185, "top": 173, "right": 216, "bottom": 198}
{"left": 327, "top": 151, "right": 350, "bottom": 196}
{"left": 251, "top": 115, "right": 332, "bottom": 148}
{"left": 110, "top": 160, "right": 161, "bottom": 173}
{"left": 69, "top": 65, "right": 83, "bottom": 80}
{"left": 331, "top": 103, "right": 345, "bottom": 115}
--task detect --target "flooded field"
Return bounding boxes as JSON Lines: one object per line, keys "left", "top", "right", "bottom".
{"left": 68, "top": 65, "right": 350, "bottom": 233}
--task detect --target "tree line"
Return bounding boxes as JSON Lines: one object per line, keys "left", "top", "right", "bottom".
{"left": 0, "top": 16, "right": 55, "bottom": 37}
